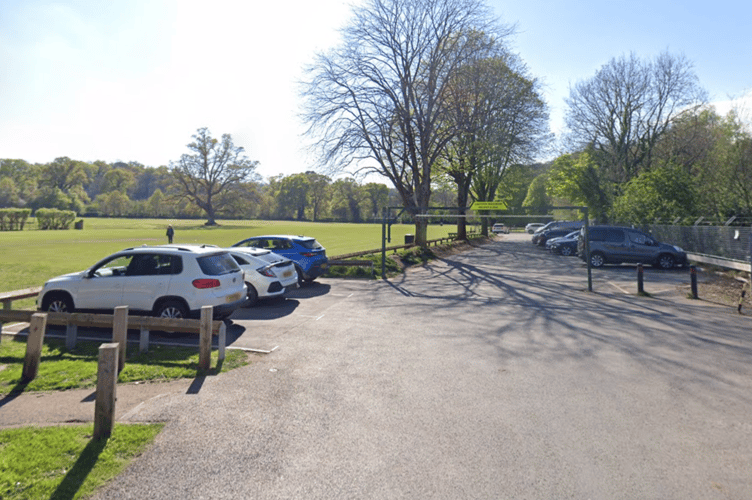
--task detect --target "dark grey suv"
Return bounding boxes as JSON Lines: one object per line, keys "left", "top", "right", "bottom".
{"left": 577, "top": 226, "right": 688, "bottom": 269}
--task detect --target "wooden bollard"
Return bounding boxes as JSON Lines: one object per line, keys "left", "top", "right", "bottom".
{"left": 94, "top": 343, "right": 119, "bottom": 440}
{"left": 22, "top": 313, "right": 47, "bottom": 382}
{"left": 112, "top": 306, "right": 128, "bottom": 372}
{"left": 199, "top": 306, "right": 212, "bottom": 371}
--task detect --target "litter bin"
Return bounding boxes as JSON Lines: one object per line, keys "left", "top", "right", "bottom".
{"left": 404, "top": 234, "right": 414, "bottom": 245}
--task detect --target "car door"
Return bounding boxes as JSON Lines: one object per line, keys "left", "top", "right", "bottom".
{"left": 601, "top": 229, "right": 627, "bottom": 262}
{"left": 77, "top": 254, "right": 129, "bottom": 310}
{"left": 120, "top": 253, "right": 171, "bottom": 313}
{"left": 624, "top": 230, "right": 658, "bottom": 264}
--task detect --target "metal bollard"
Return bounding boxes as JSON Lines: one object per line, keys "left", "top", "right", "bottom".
{"left": 690, "top": 266, "right": 698, "bottom": 299}
{"left": 637, "top": 264, "right": 644, "bottom": 294}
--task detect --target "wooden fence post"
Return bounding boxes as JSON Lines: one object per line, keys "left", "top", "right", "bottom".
{"left": 94, "top": 342, "right": 119, "bottom": 440}
{"left": 66, "top": 323, "right": 78, "bottom": 350}
{"left": 112, "top": 306, "right": 128, "bottom": 372}
{"left": 22, "top": 313, "right": 47, "bottom": 382}
{"left": 199, "top": 306, "right": 212, "bottom": 371}
{"left": 139, "top": 326, "right": 150, "bottom": 353}
{"left": 218, "top": 321, "right": 226, "bottom": 362}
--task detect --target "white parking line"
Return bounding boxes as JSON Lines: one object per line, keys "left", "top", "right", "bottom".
{"left": 608, "top": 282, "right": 632, "bottom": 294}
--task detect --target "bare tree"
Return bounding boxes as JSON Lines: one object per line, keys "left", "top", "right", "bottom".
{"left": 564, "top": 52, "right": 707, "bottom": 184}
{"left": 302, "top": 0, "right": 505, "bottom": 245}
{"left": 171, "top": 127, "right": 259, "bottom": 225}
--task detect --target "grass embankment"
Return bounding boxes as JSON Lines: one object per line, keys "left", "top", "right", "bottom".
{"left": 0, "top": 337, "right": 250, "bottom": 396}
{"left": 0, "top": 423, "right": 163, "bottom": 500}
{"left": 0, "top": 338, "right": 251, "bottom": 499}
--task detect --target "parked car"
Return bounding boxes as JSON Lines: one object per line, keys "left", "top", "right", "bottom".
{"left": 232, "top": 235, "right": 328, "bottom": 285}
{"left": 225, "top": 247, "right": 298, "bottom": 305}
{"left": 547, "top": 231, "right": 580, "bottom": 256}
{"left": 492, "top": 223, "right": 510, "bottom": 234}
{"left": 577, "top": 226, "right": 688, "bottom": 269}
{"left": 535, "top": 227, "right": 575, "bottom": 247}
{"left": 525, "top": 223, "right": 545, "bottom": 234}
{"left": 531, "top": 221, "right": 584, "bottom": 244}
{"left": 36, "top": 245, "right": 246, "bottom": 319}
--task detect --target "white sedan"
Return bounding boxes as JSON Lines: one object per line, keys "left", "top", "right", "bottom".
{"left": 225, "top": 247, "right": 298, "bottom": 306}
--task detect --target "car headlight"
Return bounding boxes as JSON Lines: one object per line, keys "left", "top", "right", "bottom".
{"left": 673, "top": 246, "right": 684, "bottom": 253}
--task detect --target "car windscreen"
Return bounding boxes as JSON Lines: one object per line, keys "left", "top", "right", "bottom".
{"left": 197, "top": 252, "right": 241, "bottom": 276}
{"left": 297, "top": 239, "right": 324, "bottom": 250}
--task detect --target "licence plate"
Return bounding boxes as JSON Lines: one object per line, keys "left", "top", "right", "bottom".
{"left": 283, "top": 270, "right": 293, "bottom": 278}
{"left": 226, "top": 292, "right": 242, "bottom": 303}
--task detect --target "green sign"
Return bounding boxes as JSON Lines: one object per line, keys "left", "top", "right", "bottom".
{"left": 470, "top": 201, "right": 507, "bottom": 210}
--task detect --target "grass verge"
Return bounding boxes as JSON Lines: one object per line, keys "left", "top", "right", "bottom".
{"left": 0, "top": 337, "right": 250, "bottom": 396}
{"left": 0, "top": 423, "right": 163, "bottom": 500}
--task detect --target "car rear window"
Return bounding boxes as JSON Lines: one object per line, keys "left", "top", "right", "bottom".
{"left": 197, "top": 252, "right": 241, "bottom": 276}
{"left": 298, "top": 239, "right": 323, "bottom": 250}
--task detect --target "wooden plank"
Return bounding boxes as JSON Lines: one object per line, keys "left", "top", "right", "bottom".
{"left": 0, "top": 286, "right": 42, "bottom": 302}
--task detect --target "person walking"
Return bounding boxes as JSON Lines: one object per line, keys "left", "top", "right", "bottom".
{"left": 166, "top": 224, "right": 174, "bottom": 244}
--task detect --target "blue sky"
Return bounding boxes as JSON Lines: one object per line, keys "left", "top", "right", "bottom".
{"left": 1, "top": 0, "right": 750, "bottom": 180}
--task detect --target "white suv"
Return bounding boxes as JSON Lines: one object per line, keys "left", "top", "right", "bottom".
{"left": 37, "top": 245, "right": 246, "bottom": 319}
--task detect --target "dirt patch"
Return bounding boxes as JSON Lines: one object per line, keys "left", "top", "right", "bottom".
{"left": 679, "top": 268, "right": 752, "bottom": 310}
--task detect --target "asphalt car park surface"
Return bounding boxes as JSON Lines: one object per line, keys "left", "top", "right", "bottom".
{"left": 10, "top": 233, "right": 752, "bottom": 498}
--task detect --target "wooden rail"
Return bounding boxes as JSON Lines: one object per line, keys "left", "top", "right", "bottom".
{"left": 0, "top": 308, "right": 226, "bottom": 358}
{"left": 0, "top": 286, "right": 42, "bottom": 310}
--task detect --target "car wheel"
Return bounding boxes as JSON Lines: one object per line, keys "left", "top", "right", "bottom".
{"left": 656, "top": 254, "right": 675, "bottom": 270}
{"left": 589, "top": 252, "right": 605, "bottom": 268}
{"left": 155, "top": 300, "right": 188, "bottom": 319}
{"left": 560, "top": 246, "right": 573, "bottom": 256}
{"left": 245, "top": 282, "right": 259, "bottom": 306}
{"left": 42, "top": 293, "right": 73, "bottom": 313}
{"left": 295, "top": 265, "right": 306, "bottom": 286}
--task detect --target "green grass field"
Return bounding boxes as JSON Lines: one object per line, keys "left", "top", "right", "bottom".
{"left": 0, "top": 218, "right": 454, "bottom": 294}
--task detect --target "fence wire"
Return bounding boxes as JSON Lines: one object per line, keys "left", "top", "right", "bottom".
{"left": 645, "top": 224, "right": 752, "bottom": 263}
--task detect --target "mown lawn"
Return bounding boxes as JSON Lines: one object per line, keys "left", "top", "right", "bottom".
{"left": 0, "top": 218, "right": 453, "bottom": 295}
{"left": 0, "top": 423, "right": 164, "bottom": 500}
{"left": 0, "top": 336, "right": 251, "bottom": 396}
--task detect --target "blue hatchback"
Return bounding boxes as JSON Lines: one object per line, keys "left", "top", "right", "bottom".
{"left": 232, "top": 235, "right": 328, "bottom": 285}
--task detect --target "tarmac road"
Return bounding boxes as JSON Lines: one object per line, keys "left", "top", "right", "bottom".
{"left": 12, "top": 234, "right": 752, "bottom": 498}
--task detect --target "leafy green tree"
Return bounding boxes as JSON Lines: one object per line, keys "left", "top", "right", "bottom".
{"left": 330, "top": 178, "right": 365, "bottom": 222}
{"left": 170, "top": 127, "right": 259, "bottom": 225}
{"left": 274, "top": 173, "right": 310, "bottom": 220}
{"left": 96, "top": 190, "right": 132, "bottom": 217}
{"left": 521, "top": 173, "right": 550, "bottom": 211}
{"left": 612, "top": 164, "right": 697, "bottom": 224}
{"left": 546, "top": 152, "right": 611, "bottom": 221}
{"left": 495, "top": 163, "right": 543, "bottom": 212}
{"left": 304, "top": 171, "right": 330, "bottom": 221}
{"left": 362, "top": 182, "right": 389, "bottom": 221}
{"left": 0, "top": 177, "right": 20, "bottom": 207}
{"left": 39, "top": 157, "right": 88, "bottom": 193}
{"left": 101, "top": 168, "right": 135, "bottom": 194}
{"left": 0, "top": 159, "right": 38, "bottom": 205}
